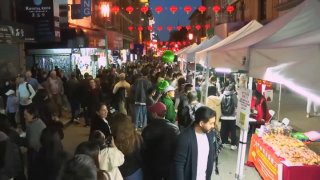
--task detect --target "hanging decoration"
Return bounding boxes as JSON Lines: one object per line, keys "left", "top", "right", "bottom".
{"left": 138, "top": 26, "right": 143, "bottom": 32}
{"left": 186, "top": 25, "right": 191, "bottom": 31}
{"left": 198, "top": 5, "right": 206, "bottom": 14}
{"left": 128, "top": 26, "right": 134, "bottom": 31}
{"left": 157, "top": 25, "right": 163, "bottom": 31}
{"left": 212, "top": 5, "right": 221, "bottom": 13}
{"left": 169, "top": 5, "right": 178, "bottom": 14}
{"left": 205, "top": 24, "right": 210, "bottom": 30}
{"left": 226, "top": 5, "right": 235, "bottom": 14}
{"left": 147, "top": 25, "right": 153, "bottom": 31}
{"left": 176, "top": 25, "right": 182, "bottom": 31}
{"left": 140, "top": 6, "right": 149, "bottom": 14}
{"left": 126, "top": 6, "right": 134, "bottom": 14}
{"left": 111, "top": 6, "right": 120, "bottom": 14}
{"left": 162, "top": 50, "right": 175, "bottom": 63}
{"left": 195, "top": 24, "right": 201, "bottom": 31}
{"left": 155, "top": 5, "right": 163, "bottom": 14}
{"left": 167, "top": 25, "right": 173, "bottom": 32}
{"left": 184, "top": 5, "right": 192, "bottom": 14}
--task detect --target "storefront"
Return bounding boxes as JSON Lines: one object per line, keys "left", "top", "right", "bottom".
{"left": 0, "top": 21, "right": 34, "bottom": 80}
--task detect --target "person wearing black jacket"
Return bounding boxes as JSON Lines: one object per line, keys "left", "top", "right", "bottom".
{"left": 90, "top": 103, "right": 111, "bottom": 139}
{"left": 142, "top": 102, "right": 180, "bottom": 180}
{"left": 174, "top": 106, "right": 217, "bottom": 180}
{"left": 87, "top": 79, "right": 103, "bottom": 126}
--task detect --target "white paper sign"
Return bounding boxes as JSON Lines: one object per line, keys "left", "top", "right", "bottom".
{"left": 236, "top": 88, "right": 252, "bottom": 130}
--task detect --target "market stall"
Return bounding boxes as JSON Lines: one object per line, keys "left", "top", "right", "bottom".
{"left": 249, "top": 0, "right": 320, "bottom": 103}
{"left": 247, "top": 128, "right": 320, "bottom": 180}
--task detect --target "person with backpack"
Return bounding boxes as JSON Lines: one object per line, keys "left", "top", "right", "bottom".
{"left": 220, "top": 84, "right": 238, "bottom": 150}
{"left": 178, "top": 91, "right": 203, "bottom": 129}
{"left": 16, "top": 75, "right": 36, "bottom": 132}
{"left": 113, "top": 73, "right": 130, "bottom": 115}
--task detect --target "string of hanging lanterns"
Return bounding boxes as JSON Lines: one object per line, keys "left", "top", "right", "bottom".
{"left": 127, "top": 24, "right": 211, "bottom": 32}
{"left": 110, "top": 5, "right": 235, "bottom": 15}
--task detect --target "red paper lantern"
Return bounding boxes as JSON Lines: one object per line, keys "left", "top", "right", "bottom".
{"left": 160, "top": 41, "right": 163, "bottom": 46}
{"left": 169, "top": 5, "right": 178, "bottom": 14}
{"left": 165, "top": 42, "right": 169, "bottom": 45}
{"left": 141, "top": 6, "right": 149, "bottom": 14}
{"left": 147, "top": 25, "right": 153, "bottom": 31}
{"left": 176, "top": 25, "right": 182, "bottom": 31}
{"left": 195, "top": 24, "right": 201, "bottom": 31}
{"left": 182, "top": 41, "right": 186, "bottom": 45}
{"left": 212, "top": 5, "right": 221, "bottom": 13}
{"left": 184, "top": 5, "right": 192, "bottom": 14}
{"left": 128, "top": 26, "right": 134, "bottom": 31}
{"left": 155, "top": 6, "right": 163, "bottom": 14}
{"left": 205, "top": 24, "right": 210, "bottom": 30}
{"left": 226, "top": 5, "right": 235, "bottom": 14}
{"left": 198, "top": 5, "right": 206, "bottom": 14}
{"left": 167, "top": 25, "right": 173, "bottom": 32}
{"left": 157, "top": 26, "right": 163, "bottom": 31}
{"left": 126, "top": 6, "right": 134, "bottom": 14}
{"left": 111, "top": 6, "right": 120, "bottom": 14}
{"left": 138, "top": 26, "right": 143, "bottom": 32}
{"left": 186, "top": 25, "right": 191, "bottom": 31}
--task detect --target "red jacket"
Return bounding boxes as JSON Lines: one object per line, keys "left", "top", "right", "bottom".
{"left": 255, "top": 97, "right": 271, "bottom": 123}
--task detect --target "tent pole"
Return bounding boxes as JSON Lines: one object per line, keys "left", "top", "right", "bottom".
{"left": 193, "top": 59, "right": 196, "bottom": 90}
{"left": 205, "top": 53, "right": 209, "bottom": 104}
{"left": 277, "top": 84, "right": 282, "bottom": 120}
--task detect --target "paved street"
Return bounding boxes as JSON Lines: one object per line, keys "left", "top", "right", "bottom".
{"left": 61, "top": 88, "right": 319, "bottom": 180}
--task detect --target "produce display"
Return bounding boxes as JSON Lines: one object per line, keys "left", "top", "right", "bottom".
{"left": 262, "top": 134, "right": 320, "bottom": 165}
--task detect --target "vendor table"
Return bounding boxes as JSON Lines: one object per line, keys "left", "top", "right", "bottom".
{"left": 247, "top": 134, "right": 320, "bottom": 180}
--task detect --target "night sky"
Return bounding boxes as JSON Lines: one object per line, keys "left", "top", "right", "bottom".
{"left": 149, "top": 0, "right": 201, "bottom": 41}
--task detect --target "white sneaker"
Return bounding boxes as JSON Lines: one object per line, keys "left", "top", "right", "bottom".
{"left": 230, "top": 145, "right": 238, "bottom": 150}
{"left": 314, "top": 113, "right": 320, "bottom": 117}
{"left": 306, "top": 114, "right": 310, "bottom": 118}
{"left": 222, "top": 143, "right": 230, "bottom": 148}
{"left": 19, "top": 132, "right": 26, "bottom": 138}
{"left": 73, "top": 118, "right": 80, "bottom": 123}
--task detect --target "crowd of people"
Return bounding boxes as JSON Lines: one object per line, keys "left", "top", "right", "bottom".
{"left": 0, "top": 60, "right": 272, "bottom": 180}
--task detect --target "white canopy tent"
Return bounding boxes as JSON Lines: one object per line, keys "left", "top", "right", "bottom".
{"left": 195, "top": 20, "right": 263, "bottom": 71}
{"left": 185, "top": 35, "right": 221, "bottom": 62}
{"left": 249, "top": 0, "right": 320, "bottom": 103}
{"left": 175, "top": 43, "right": 197, "bottom": 56}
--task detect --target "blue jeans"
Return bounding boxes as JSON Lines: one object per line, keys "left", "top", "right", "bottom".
{"left": 134, "top": 104, "right": 147, "bottom": 128}
{"left": 124, "top": 168, "right": 143, "bottom": 180}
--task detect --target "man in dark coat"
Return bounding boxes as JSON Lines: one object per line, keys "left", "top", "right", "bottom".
{"left": 174, "top": 106, "right": 217, "bottom": 180}
{"left": 142, "top": 102, "right": 180, "bottom": 180}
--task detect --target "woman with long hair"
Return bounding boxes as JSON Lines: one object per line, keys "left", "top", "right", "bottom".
{"left": 110, "top": 113, "right": 143, "bottom": 180}
{"left": 30, "top": 127, "right": 68, "bottom": 180}
{"left": 90, "top": 103, "right": 111, "bottom": 139}
{"left": 87, "top": 79, "right": 103, "bottom": 126}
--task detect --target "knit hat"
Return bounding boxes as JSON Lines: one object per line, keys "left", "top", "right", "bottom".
{"left": 148, "top": 102, "right": 167, "bottom": 117}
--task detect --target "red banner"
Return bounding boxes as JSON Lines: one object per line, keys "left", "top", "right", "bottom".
{"left": 248, "top": 135, "right": 283, "bottom": 180}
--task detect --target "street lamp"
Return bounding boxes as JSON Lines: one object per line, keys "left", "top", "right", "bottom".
{"left": 188, "top": 33, "right": 193, "bottom": 41}
{"left": 100, "top": 1, "right": 111, "bottom": 69}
